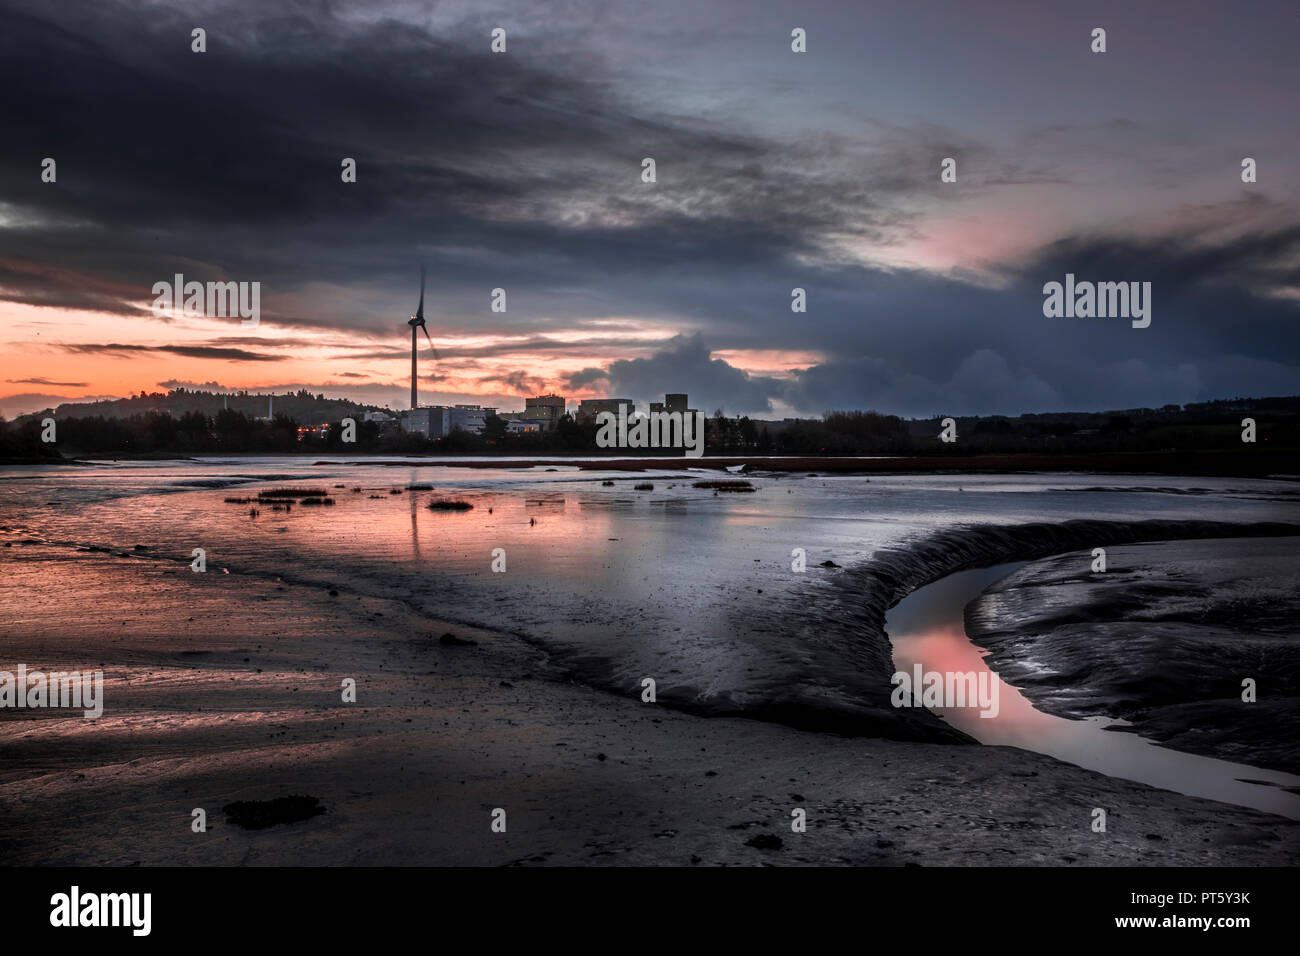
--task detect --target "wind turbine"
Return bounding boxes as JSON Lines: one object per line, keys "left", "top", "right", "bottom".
{"left": 408, "top": 265, "right": 440, "bottom": 409}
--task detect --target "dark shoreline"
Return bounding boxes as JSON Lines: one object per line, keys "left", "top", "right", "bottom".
{"left": 321, "top": 450, "right": 1300, "bottom": 478}
{"left": 5, "top": 448, "right": 1296, "bottom": 480}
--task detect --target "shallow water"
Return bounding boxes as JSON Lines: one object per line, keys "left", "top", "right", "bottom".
{"left": 2, "top": 456, "right": 1298, "bottom": 743}
{"left": 887, "top": 563, "right": 1300, "bottom": 819}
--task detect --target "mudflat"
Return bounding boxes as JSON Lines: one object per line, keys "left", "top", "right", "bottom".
{"left": 1, "top": 543, "right": 1293, "bottom": 866}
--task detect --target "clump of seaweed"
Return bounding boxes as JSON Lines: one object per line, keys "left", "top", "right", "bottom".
{"left": 257, "top": 488, "right": 328, "bottom": 499}
{"left": 427, "top": 499, "right": 474, "bottom": 511}
{"left": 298, "top": 497, "right": 335, "bottom": 506}
{"left": 634, "top": 482, "right": 654, "bottom": 491}
{"left": 692, "top": 480, "right": 755, "bottom": 492}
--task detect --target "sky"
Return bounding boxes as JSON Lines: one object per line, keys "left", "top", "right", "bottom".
{"left": 1, "top": 0, "right": 1297, "bottom": 420}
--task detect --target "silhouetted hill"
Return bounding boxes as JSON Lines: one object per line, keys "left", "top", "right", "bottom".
{"left": 13, "top": 387, "right": 384, "bottom": 427}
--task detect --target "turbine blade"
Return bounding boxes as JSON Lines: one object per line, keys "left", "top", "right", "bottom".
{"left": 416, "top": 265, "right": 425, "bottom": 321}
{"left": 421, "top": 325, "right": 440, "bottom": 360}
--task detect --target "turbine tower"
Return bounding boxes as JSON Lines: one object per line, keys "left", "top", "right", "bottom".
{"left": 407, "top": 265, "right": 439, "bottom": 409}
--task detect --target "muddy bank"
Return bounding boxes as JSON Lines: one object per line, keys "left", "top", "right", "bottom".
{"left": 388, "top": 517, "right": 1300, "bottom": 747}
{"left": 1, "top": 544, "right": 1296, "bottom": 865}
{"left": 965, "top": 538, "right": 1300, "bottom": 775}
{"left": 790, "top": 520, "right": 1300, "bottom": 741}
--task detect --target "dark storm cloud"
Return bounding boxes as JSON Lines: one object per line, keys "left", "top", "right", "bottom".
{"left": 557, "top": 219, "right": 1300, "bottom": 417}
{"left": 563, "top": 367, "right": 612, "bottom": 390}
{"left": 479, "top": 370, "right": 549, "bottom": 395}
{"left": 0, "top": 258, "right": 155, "bottom": 316}
{"left": 0, "top": 0, "right": 935, "bottom": 334}
{"left": 448, "top": 335, "right": 672, "bottom": 359}
{"left": 337, "top": 333, "right": 672, "bottom": 363}
{"left": 2, "top": 0, "right": 1297, "bottom": 416}
{"left": 777, "top": 222, "right": 1300, "bottom": 416}
{"left": 64, "top": 343, "right": 284, "bottom": 362}
{"left": 589, "top": 333, "right": 784, "bottom": 414}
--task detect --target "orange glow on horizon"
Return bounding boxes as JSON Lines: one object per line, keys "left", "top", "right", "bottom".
{"left": 0, "top": 300, "right": 812, "bottom": 415}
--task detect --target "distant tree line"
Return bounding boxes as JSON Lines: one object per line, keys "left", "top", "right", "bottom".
{"left": 23, "top": 387, "right": 375, "bottom": 427}
{"left": 2, "top": 396, "right": 1297, "bottom": 460}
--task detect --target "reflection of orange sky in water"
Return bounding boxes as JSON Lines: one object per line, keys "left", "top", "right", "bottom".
{"left": 248, "top": 482, "right": 623, "bottom": 581}
{"left": 890, "top": 624, "right": 1072, "bottom": 748}
{"left": 10, "top": 464, "right": 1300, "bottom": 819}
{"left": 889, "top": 601, "right": 1300, "bottom": 819}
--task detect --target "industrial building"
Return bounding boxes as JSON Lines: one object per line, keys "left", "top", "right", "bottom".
{"left": 577, "top": 397, "right": 633, "bottom": 423}
{"left": 647, "top": 393, "right": 698, "bottom": 418}
{"left": 524, "top": 394, "right": 567, "bottom": 428}
{"left": 402, "top": 404, "right": 492, "bottom": 438}
{"left": 495, "top": 393, "right": 568, "bottom": 431}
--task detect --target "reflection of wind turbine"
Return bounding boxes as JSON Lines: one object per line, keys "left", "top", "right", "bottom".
{"left": 408, "top": 265, "right": 440, "bottom": 409}
{"left": 410, "top": 479, "right": 420, "bottom": 560}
